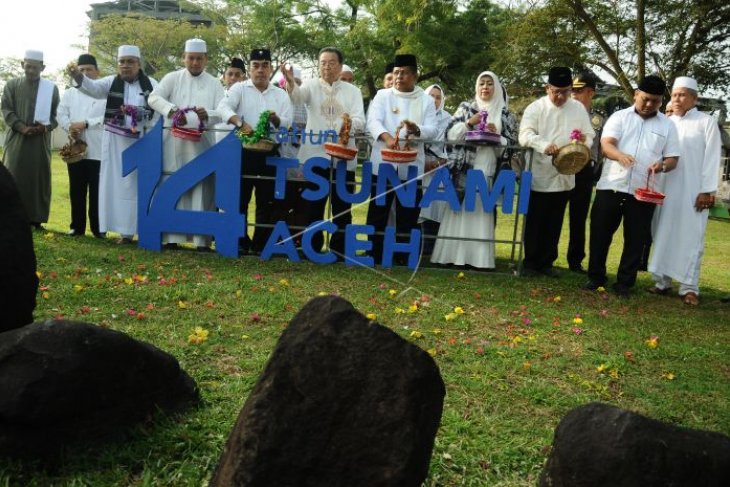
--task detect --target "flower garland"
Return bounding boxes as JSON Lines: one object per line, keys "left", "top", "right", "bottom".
{"left": 236, "top": 110, "right": 272, "bottom": 145}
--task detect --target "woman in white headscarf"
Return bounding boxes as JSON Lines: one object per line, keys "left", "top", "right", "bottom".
{"left": 419, "top": 84, "right": 452, "bottom": 255}
{"left": 431, "top": 71, "right": 517, "bottom": 269}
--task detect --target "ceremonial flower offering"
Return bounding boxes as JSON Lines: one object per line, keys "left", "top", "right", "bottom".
{"left": 171, "top": 107, "right": 205, "bottom": 142}
{"left": 236, "top": 110, "right": 277, "bottom": 152}
{"left": 552, "top": 127, "right": 590, "bottom": 174}
{"left": 465, "top": 110, "right": 501, "bottom": 145}
{"left": 381, "top": 121, "right": 417, "bottom": 163}
{"left": 105, "top": 105, "right": 141, "bottom": 139}
{"left": 59, "top": 136, "right": 87, "bottom": 164}
{"left": 635, "top": 169, "right": 665, "bottom": 205}
{"left": 324, "top": 113, "right": 358, "bottom": 161}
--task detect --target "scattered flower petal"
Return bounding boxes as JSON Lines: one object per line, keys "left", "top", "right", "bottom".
{"left": 177, "top": 300, "right": 188, "bottom": 309}
{"left": 366, "top": 313, "right": 377, "bottom": 321}
{"left": 409, "top": 330, "right": 423, "bottom": 339}
{"left": 453, "top": 306, "right": 464, "bottom": 315}
{"left": 427, "top": 348, "right": 437, "bottom": 357}
{"left": 645, "top": 336, "right": 659, "bottom": 349}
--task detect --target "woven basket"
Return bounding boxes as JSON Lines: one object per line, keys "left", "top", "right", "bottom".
{"left": 552, "top": 143, "right": 590, "bottom": 175}
{"left": 634, "top": 187, "right": 665, "bottom": 205}
{"left": 59, "top": 138, "right": 88, "bottom": 164}
{"left": 381, "top": 148, "right": 418, "bottom": 163}
{"left": 171, "top": 126, "right": 204, "bottom": 142}
{"left": 324, "top": 142, "right": 358, "bottom": 161}
{"left": 243, "top": 138, "right": 277, "bottom": 152}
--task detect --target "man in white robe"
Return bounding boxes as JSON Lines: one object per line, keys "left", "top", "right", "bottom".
{"left": 648, "top": 76, "right": 721, "bottom": 305}
{"left": 366, "top": 53, "right": 438, "bottom": 265}
{"left": 281, "top": 47, "right": 365, "bottom": 257}
{"left": 68, "top": 45, "right": 159, "bottom": 243}
{"left": 148, "top": 38, "right": 225, "bottom": 250}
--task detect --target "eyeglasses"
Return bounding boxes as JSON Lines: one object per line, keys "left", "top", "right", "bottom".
{"left": 548, "top": 87, "right": 572, "bottom": 96}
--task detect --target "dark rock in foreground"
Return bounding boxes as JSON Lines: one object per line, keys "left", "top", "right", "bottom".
{"left": 0, "top": 164, "right": 38, "bottom": 332}
{"left": 210, "top": 296, "right": 445, "bottom": 487}
{"left": 0, "top": 320, "right": 199, "bottom": 459}
{"left": 540, "top": 402, "right": 730, "bottom": 487}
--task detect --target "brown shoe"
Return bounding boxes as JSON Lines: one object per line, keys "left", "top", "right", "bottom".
{"left": 647, "top": 286, "right": 672, "bottom": 296}
{"left": 682, "top": 292, "right": 699, "bottom": 306}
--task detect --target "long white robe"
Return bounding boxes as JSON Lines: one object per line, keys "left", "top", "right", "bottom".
{"left": 148, "top": 69, "right": 225, "bottom": 246}
{"left": 648, "top": 108, "right": 721, "bottom": 288}
{"left": 78, "top": 74, "right": 159, "bottom": 237}
{"left": 431, "top": 120, "right": 499, "bottom": 269}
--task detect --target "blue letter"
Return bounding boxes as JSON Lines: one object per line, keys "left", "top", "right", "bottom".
{"left": 302, "top": 157, "right": 330, "bottom": 201}
{"left": 260, "top": 221, "right": 300, "bottom": 262}
{"left": 382, "top": 227, "right": 421, "bottom": 269}
{"left": 302, "top": 220, "right": 337, "bottom": 264}
{"left": 492, "top": 169, "right": 516, "bottom": 214}
{"left": 375, "top": 164, "right": 417, "bottom": 207}
{"left": 267, "top": 157, "right": 299, "bottom": 200}
{"left": 274, "top": 127, "right": 289, "bottom": 144}
{"left": 517, "top": 170, "right": 532, "bottom": 214}
{"left": 336, "top": 160, "right": 368, "bottom": 204}
{"left": 420, "top": 166, "right": 461, "bottom": 211}
{"left": 344, "top": 224, "right": 374, "bottom": 267}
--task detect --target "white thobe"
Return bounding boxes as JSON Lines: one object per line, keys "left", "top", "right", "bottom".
{"left": 366, "top": 87, "right": 438, "bottom": 179}
{"left": 77, "top": 74, "right": 159, "bottom": 237}
{"left": 518, "top": 97, "right": 594, "bottom": 192}
{"left": 289, "top": 79, "right": 365, "bottom": 171}
{"left": 648, "top": 108, "right": 721, "bottom": 292}
{"left": 216, "top": 79, "right": 292, "bottom": 136}
{"left": 148, "top": 69, "right": 225, "bottom": 246}
{"left": 214, "top": 84, "right": 238, "bottom": 144}
{"left": 57, "top": 87, "right": 105, "bottom": 160}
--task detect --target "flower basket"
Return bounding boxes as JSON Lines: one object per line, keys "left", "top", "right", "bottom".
{"left": 59, "top": 136, "right": 87, "bottom": 164}
{"left": 634, "top": 171, "right": 665, "bottom": 205}
{"left": 104, "top": 105, "right": 141, "bottom": 139}
{"left": 465, "top": 110, "right": 501, "bottom": 145}
{"left": 236, "top": 110, "right": 278, "bottom": 152}
{"left": 381, "top": 121, "right": 417, "bottom": 163}
{"left": 171, "top": 107, "right": 205, "bottom": 142}
{"left": 552, "top": 129, "right": 590, "bottom": 175}
{"left": 324, "top": 113, "right": 358, "bottom": 160}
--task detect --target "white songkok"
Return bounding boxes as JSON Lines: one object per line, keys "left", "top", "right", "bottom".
{"left": 118, "top": 45, "right": 141, "bottom": 60}
{"left": 341, "top": 64, "right": 353, "bottom": 74}
{"left": 672, "top": 76, "right": 698, "bottom": 92}
{"left": 24, "top": 50, "right": 43, "bottom": 62}
{"left": 185, "top": 38, "right": 207, "bottom": 53}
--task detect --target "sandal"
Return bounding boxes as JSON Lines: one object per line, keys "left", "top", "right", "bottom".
{"left": 682, "top": 292, "right": 699, "bottom": 306}
{"left": 647, "top": 286, "right": 672, "bottom": 296}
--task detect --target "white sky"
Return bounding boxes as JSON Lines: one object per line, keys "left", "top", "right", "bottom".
{"left": 0, "top": 0, "right": 94, "bottom": 74}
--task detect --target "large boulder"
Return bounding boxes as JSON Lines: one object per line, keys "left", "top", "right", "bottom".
{"left": 210, "top": 296, "right": 445, "bottom": 487}
{"left": 0, "top": 164, "right": 38, "bottom": 332}
{"left": 540, "top": 402, "right": 730, "bottom": 487}
{"left": 0, "top": 320, "right": 199, "bottom": 459}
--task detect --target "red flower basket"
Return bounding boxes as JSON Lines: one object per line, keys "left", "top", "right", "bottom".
{"left": 381, "top": 121, "right": 417, "bottom": 163}
{"left": 171, "top": 107, "right": 205, "bottom": 142}
{"left": 634, "top": 170, "right": 665, "bottom": 205}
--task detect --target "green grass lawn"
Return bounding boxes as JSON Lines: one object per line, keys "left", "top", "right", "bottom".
{"left": 2, "top": 155, "right": 729, "bottom": 486}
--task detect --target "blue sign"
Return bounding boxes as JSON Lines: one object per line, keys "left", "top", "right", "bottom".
{"left": 122, "top": 120, "right": 531, "bottom": 268}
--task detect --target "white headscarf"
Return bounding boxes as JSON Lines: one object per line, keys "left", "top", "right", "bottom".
{"left": 424, "top": 83, "right": 445, "bottom": 113}
{"left": 475, "top": 71, "right": 505, "bottom": 132}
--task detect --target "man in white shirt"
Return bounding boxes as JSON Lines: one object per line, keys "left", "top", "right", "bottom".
{"left": 57, "top": 54, "right": 106, "bottom": 238}
{"left": 365, "top": 54, "right": 438, "bottom": 265}
{"left": 217, "top": 48, "right": 293, "bottom": 255}
{"left": 647, "top": 76, "right": 721, "bottom": 305}
{"left": 222, "top": 58, "right": 246, "bottom": 89}
{"left": 585, "top": 75, "right": 680, "bottom": 298}
{"left": 281, "top": 47, "right": 366, "bottom": 257}
{"left": 148, "top": 38, "right": 225, "bottom": 251}
{"left": 518, "top": 67, "right": 595, "bottom": 277}
{"left": 68, "top": 45, "right": 159, "bottom": 244}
